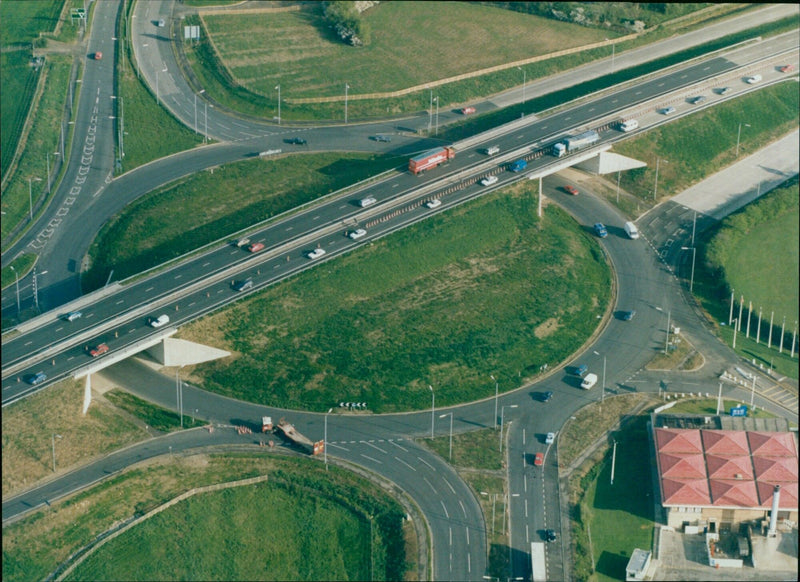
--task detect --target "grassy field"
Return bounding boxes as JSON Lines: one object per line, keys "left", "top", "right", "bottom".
{"left": 2, "top": 455, "right": 408, "bottom": 582}
{"left": 179, "top": 185, "right": 611, "bottom": 413}
{"left": 83, "top": 152, "right": 401, "bottom": 291}
{"left": 614, "top": 82, "right": 800, "bottom": 206}
{"left": 1, "top": 379, "right": 148, "bottom": 498}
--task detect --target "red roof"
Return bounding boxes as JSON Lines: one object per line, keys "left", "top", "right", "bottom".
{"left": 748, "top": 431, "right": 798, "bottom": 457}
{"left": 660, "top": 453, "right": 707, "bottom": 479}
{"left": 709, "top": 479, "right": 759, "bottom": 507}
{"left": 662, "top": 477, "right": 711, "bottom": 505}
{"left": 655, "top": 428, "right": 703, "bottom": 453}
{"left": 702, "top": 430, "right": 750, "bottom": 455}
{"left": 655, "top": 427, "right": 798, "bottom": 510}
{"left": 752, "top": 456, "right": 798, "bottom": 482}
{"left": 757, "top": 482, "right": 799, "bottom": 509}
{"left": 706, "top": 454, "right": 754, "bottom": 480}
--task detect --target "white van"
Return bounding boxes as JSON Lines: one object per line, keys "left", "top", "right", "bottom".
{"left": 624, "top": 221, "right": 639, "bottom": 239}
{"left": 149, "top": 314, "right": 170, "bottom": 328}
{"left": 358, "top": 196, "right": 377, "bottom": 208}
{"left": 581, "top": 373, "right": 598, "bottom": 389}
{"left": 485, "top": 145, "right": 500, "bottom": 156}
{"left": 619, "top": 119, "right": 638, "bottom": 132}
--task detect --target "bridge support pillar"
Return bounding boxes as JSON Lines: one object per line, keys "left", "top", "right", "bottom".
{"left": 82, "top": 373, "right": 92, "bottom": 415}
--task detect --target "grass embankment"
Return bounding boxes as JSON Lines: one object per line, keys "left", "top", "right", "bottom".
{"left": 694, "top": 181, "right": 799, "bottom": 378}
{"left": 614, "top": 82, "right": 800, "bottom": 206}
{"left": 180, "top": 185, "right": 611, "bottom": 412}
{"left": 3, "top": 455, "right": 409, "bottom": 582}
{"left": 117, "top": 1, "right": 203, "bottom": 173}
{"left": 1, "top": 380, "right": 148, "bottom": 498}
{"left": 82, "top": 152, "right": 401, "bottom": 291}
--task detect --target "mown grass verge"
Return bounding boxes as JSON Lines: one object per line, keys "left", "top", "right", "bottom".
{"left": 104, "top": 389, "right": 204, "bottom": 432}
{"left": 2, "top": 455, "right": 408, "bottom": 582}
{"left": 692, "top": 180, "right": 799, "bottom": 378}
{"left": 179, "top": 184, "right": 611, "bottom": 413}
{"left": 82, "top": 152, "right": 402, "bottom": 291}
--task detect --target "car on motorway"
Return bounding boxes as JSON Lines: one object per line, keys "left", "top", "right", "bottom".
{"left": 541, "top": 391, "right": 553, "bottom": 403}
{"left": 689, "top": 95, "right": 707, "bottom": 105}
{"left": 534, "top": 452, "right": 544, "bottom": 466}
{"left": 371, "top": 135, "right": 391, "bottom": 142}
{"left": 779, "top": 64, "right": 794, "bottom": 73}
{"left": 348, "top": 228, "right": 367, "bottom": 240}
{"left": 233, "top": 278, "right": 253, "bottom": 292}
{"left": 545, "top": 529, "right": 557, "bottom": 542}
{"left": 622, "top": 310, "right": 637, "bottom": 321}
{"left": 65, "top": 311, "right": 82, "bottom": 322}
{"left": 745, "top": 74, "right": 762, "bottom": 84}
{"left": 358, "top": 196, "right": 377, "bottom": 208}
{"left": 307, "top": 248, "right": 326, "bottom": 260}
{"left": 26, "top": 372, "right": 47, "bottom": 385}
{"left": 593, "top": 223, "right": 608, "bottom": 238}
{"left": 234, "top": 237, "right": 250, "bottom": 247}
{"left": 287, "top": 137, "right": 307, "bottom": 145}
{"left": 88, "top": 343, "right": 109, "bottom": 357}
{"left": 247, "top": 242, "right": 265, "bottom": 253}
{"left": 424, "top": 199, "right": 442, "bottom": 209}
{"left": 660, "top": 106, "right": 676, "bottom": 115}
{"left": 480, "top": 175, "right": 498, "bottom": 187}
{"left": 718, "top": 86, "right": 731, "bottom": 95}
{"left": 93, "top": 51, "right": 102, "bottom": 60}
{"left": 563, "top": 185, "right": 579, "bottom": 196}
{"left": 545, "top": 432, "right": 555, "bottom": 445}
{"left": 148, "top": 314, "right": 170, "bottom": 328}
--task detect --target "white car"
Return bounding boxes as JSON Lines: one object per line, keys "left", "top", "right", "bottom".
{"left": 546, "top": 432, "right": 555, "bottom": 445}
{"left": 307, "top": 248, "right": 326, "bottom": 259}
{"left": 424, "top": 199, "right": 442, "bottom": 209}
{"left": 480, "top": 175, "right": 498, "bottom": 187}
{"left": 149, "top": 314, "right": 170, "bottom": 328}
{"left": 348, "top": 228, "right": 366, "bottom": 240}
{"left": 745, "top": 74, "right": 762, "bottom": 84}
{"left": 358, "top": 196, "right": 377, "bottom": 208}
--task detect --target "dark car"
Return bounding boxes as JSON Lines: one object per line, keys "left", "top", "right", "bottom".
{"left": 371, "top": 135, "right": 391, "bottom": 142}
{"left": 541, "top": 391, "right": 553, "bottom": 403}
{"left": 689, "top": 95, "right": 707, "bottom": 105}
{"left": 545, "top": 529, "right": 557, "bottom": 542}
{"left": 287, "top": 137, "right": 307, "bottom": 145}
{"left": 575, "top": 364, "right": 588, "bottom": 377}
{"left": 26, "top": 371, "right": 47, "bottom": 385}
{"left": 622, "top": 310, "right": 636, "bottom": 321}
{"left": 593, "top": 223, "right": 608, "bottom": 238}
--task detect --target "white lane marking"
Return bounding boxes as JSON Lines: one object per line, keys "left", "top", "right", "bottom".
{"left": 388, "top": 439, "right": 408, "bottom": 452}
{"left": 363, "top": 440, "right": 387, "bottom": 454}
{"left": 441, "top": 500, "right": 450, "bottom": 519}
{"left": 423, "top": 476, "right": 438, "bottom": 493}
{"left": 442, "top": 477, "right": 456, "bottom": 495}
{"left": 394, "top": 456, "right": 416, "bottom": 472}
{"left": 459, "top": 499, "right": 467, "bottom": 518}
{"left": 360, "top": 454, "right": 381, "bottom": 464}
{"left": 327, "top": 442, "right": 350, "bottom": 451}
{"left": 417, "top": 456, "right": 435, "bottom": 471}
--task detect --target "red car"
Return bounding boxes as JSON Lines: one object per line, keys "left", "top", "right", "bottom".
{"left": 247, "top": 242, "right": 264, "bottom": 253}
{"left": 461, "top": 107, "right": 476, "bottom": 115}
{"left": 534, "top": 452, "right": 544, "bottom": 467}
{"left": 563, "top": 185, "right": 579, "bottom": 196}
{"left": 94, "top": 51, "right": 103, "bottom": 60}
{"left": 88, "top": 343, "right": 109, "bottom": 357}
{"left": 779, "top": 64, "right": 794, "bottom": 73}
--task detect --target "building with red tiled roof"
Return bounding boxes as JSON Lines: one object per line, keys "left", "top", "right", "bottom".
{"left": 653, "top": 425, "right": 799, "bottom": 529}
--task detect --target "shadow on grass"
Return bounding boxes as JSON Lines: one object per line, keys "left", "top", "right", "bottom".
{"left": 596, "top": 549, "right": 630, "bottom": 580}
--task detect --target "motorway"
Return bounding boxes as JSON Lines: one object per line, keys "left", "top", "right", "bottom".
{"left": 2, "top": 2, "right": 799, "bottom": 581}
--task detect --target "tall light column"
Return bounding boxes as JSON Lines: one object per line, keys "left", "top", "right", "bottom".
{"left": 344, "top": 83, "right": 350, "bottom": 124}
{"left": 428, "top": 385, "right": 434, "bottom": 438}
{"left": 499, "top": 404, "right": 518, "bottom": 452}
{"left": 275, "top": 84, "right": 280, "bottom": 125}
{"left": 735, "top": 122, "right": 750, "bottom": 157}
{"left": 491, "top": 375, "right": 498, "bottom": 429}
{"left": 439, "top": 413, "right": 453, "bottom": 461}
{"left": 324, "top": 408, "right": 333, "bottom": 470}
{"left": 517, "top": 67, "right": 526, "bottom": 104}
{"left": 681, "top": 246, "right": 696, "bottom": 293}
{"left": 9, "top": 266, "right": 20, "bottom": 315}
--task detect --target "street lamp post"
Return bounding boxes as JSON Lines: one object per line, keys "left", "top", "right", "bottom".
{"left": 51, "top": 433, "right": 63, "bottom": 472}
{"left": 204, "top": 101, "right": 208, "bottom": 143}
{"left": 9, "top": 266, "right": 20, "bottom": 315}
{"left": 28, "top": 176, "right": 41, "bottom": 219}
{"left": 439, "top": 413, "right": 454, "bottom": 461}
{"left": 434, "top": 96, "right": 439, "bottom": 136}
{"left": 344, "top": 83, "right": 349, "bottom": 124}
{"left": 499, "top": 404, "right": 518, "bottom": 452}
{"left": 491, "top": 375, "right": 498, "bottom": 429}
{"left": 428, "top": 385, "right": 435, "bottom": 438}
{"left": 324, "top": 408, "right": 333, "bottom": 470}
{"left": 32, "top": 269, "right": 46, "bottom": 312}
{"left": 653, "top": 158, "right": 667, "bottom": 202}
{"left": 735, "top": 122, "right": 750, "bottom": 157}
{"left": 275, "top": 84, "right": 280, "bottom": 125}
{"left": 681, "top": 246, "right": 696, "bottom": 293}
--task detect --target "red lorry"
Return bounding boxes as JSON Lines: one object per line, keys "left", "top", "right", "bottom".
{"left": 408, "top": 146, "right": 456, "bottom": 175}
